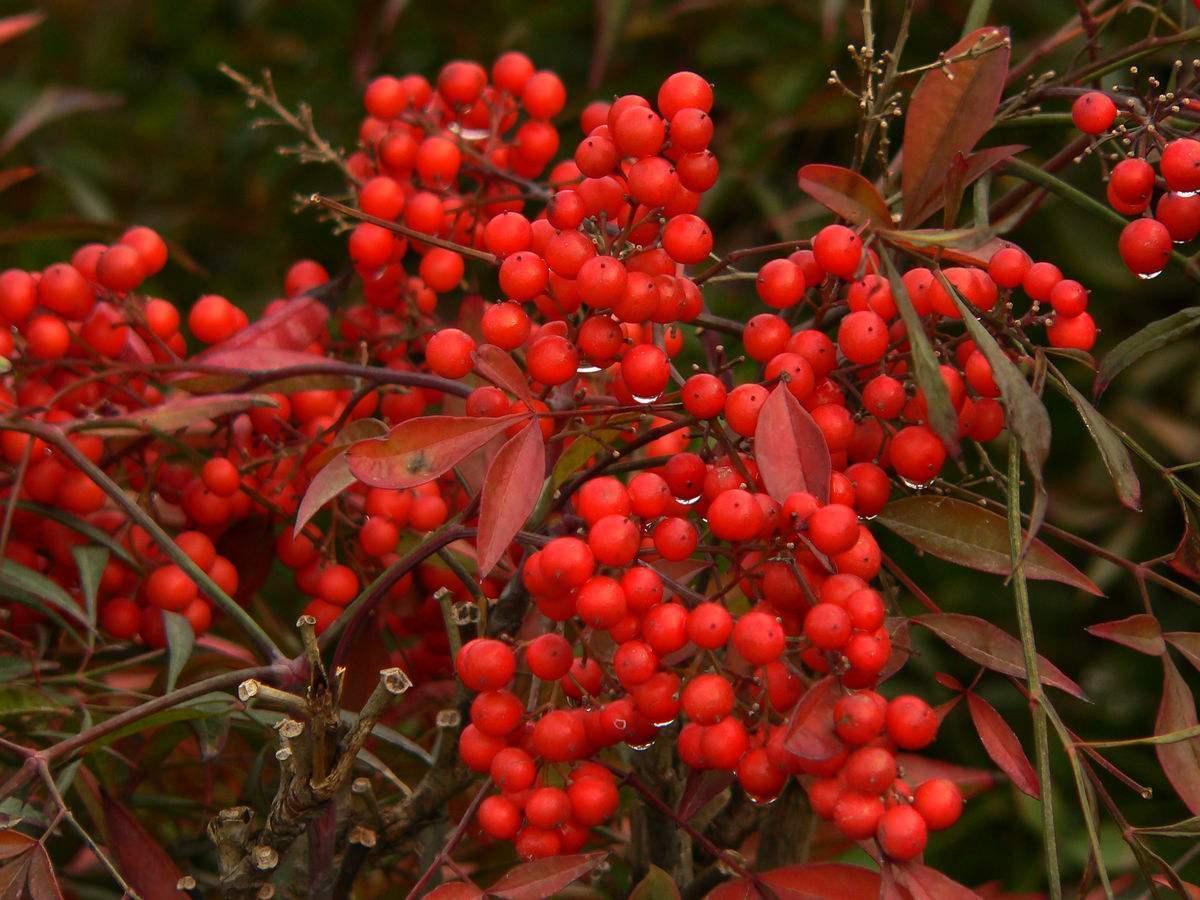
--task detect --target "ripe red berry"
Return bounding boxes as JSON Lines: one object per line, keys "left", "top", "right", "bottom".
{"left": 658, "top": 71, "right": 713, "bottom": 120}
{"left": 1071, "top": 91, "right": 1117, "bottom": 134}
{"left": 1109, "top": 158, "right": 1155, "bottom": 206}
{"left": 1118, "top": 218, "right": 1171, "bottom": 277}
{"left": 621, "top": 344, "right": 670, "bottom": 400}
{"left": 812, "top": 224, "right": 862, "bottom": 280}
{"left": 804, "top": 602, "right": 852, "bottom": 651}
{"left": 834, "top": 691, "right": 887, "bottom": 745}
{"left": 886, "top": 694, "right": 939, "bottom": 749}
{"left": 425, "top": 327, "right": 477, "bottom": 378}
{"left": 682, "top": 673, "right": 735, "bottom": 725}
{"left": 708, "top": 489, "right": 766, "bottom": 542}
{"left": 456, "top": 638, "right": 517, "bottom": 692}
{"left": 756, "top": 258, "right": 806, "bottom": 309}
{"left": 833, "top": 791, "right": 885, "bottom": 840}
{"left": 661, "top": 214, "right": 713, "bottom": 265}
{"left": 1156, "top": 192, "right": 1200, "bottom": 243}
{"left": 876, "top": 805, "right": 928, "bottom": 861}
{"left": 807, "top": 503, "right": 860, "bottom": 555}
{"left": 688, "top": 602, "right": 734, "bottom": 649}
{"left": 531, "top": 709, "right": 589, "bottom": 762}
{"left": 913, "top": 778, "right": 963, "bottom": 831}
{"left": 889, "top": 425, "right": 947, "bottom": 486}
{"left": 1161, "top": 138, "right": 1200, "bottom": 194}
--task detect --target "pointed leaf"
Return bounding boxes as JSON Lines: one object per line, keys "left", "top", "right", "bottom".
{"left": 477, "top": 422, "right": 546, "bottom": 577}
{"left": 473, "top": 343, "right": 535, "bottom": 403}
{"left": 876, "top": 496, "right": 1101, "bottom": 595}
{"left": 754, "top": 383, "right": 832, "bottom": 504}
{"left": 903, "top": 144, "right": 1026, "bottom": 228}
{"left": 1170, "top": 496, "right": 1200, "bottom": 581}
{"left": 0, "top": 166, "right": 36, "bottom": 193}
{"left": 78, "top": 393, "right": 278, "bottom": 436}
{"left": 102, "top": 793, "right": 188, "bottom": 900}
{"left": 26, "top": 845, "right": 63, "bottom": 900}
{"left": 901, "top": 27, "right": 1011, "bottom": 226}
{"left": 1086, "top": 614, "right": 1164, "bottom": 656}
{"left": 1053, "top": 374, "right": 1141, "bottom": 510}
{"left": 1096, "top": 307, "right": 1200, "bottom": 397}
{"left": 1157, "top": 656, "right": 1200, "bottom": 815}
{"left": 162, "top": 611, "right": 194, "bottom": 693}
{"left": 487, "top": 851, "right": 607, "bottom": 899}
{"left": 895, "top": 754, "right": 996, "bottom": 796}
{"left": 0, "top": 831, "right": 36, "bottom": 860}
{"left": 347, "top": 413, "right": 527, "bottom": 489}
{"left": 882, "top": 253, "right": 960, "bottom": 458}
{"left": 425, "top": 884, "right": 485, "bottom": 900}
{"left": 1135, "top": 815, "right": 1200, "bottom": 838}
{"left": 797, "top": 164, "right": 893, "bottom": 229}
{"left": 1167, "top": 633, "right": 1200, "bottom": 673}
{"left": 72, "top": 545, "right": 108, "bottom": 642}
{"left": 631, "top": 865, "right": 683, "bottom": 900}
{"left": 0, "top": 11, "right": 44, "bottom": 46}
{"left": 945, "top": 276, "right": 1050, "bottom": 555}
{"left": 784, "top": 676, "right": 842, "bottom": 761}
{"left": 706, "top": 864, "right": 882, "bottom": 900}
{"left": 894, "top": 862, "right": 983, "bottom": 900}
{"left": 0, "top": 557, "right": 92, "bottom": 633}
{"left": 193, "top": 295, "right": 329, "bottom": 359}
{"left": 295, "top": 453, "right": 356, "bottom": 536}
{"left": 0, "top": 87, "right": 122, "bottom": 157}
{"left": 677, "top": 769, "right": 735, "bottom": 822}
{"left": 305, "top": 417, "right": 389, "bottom": 474}
{"left": 915, "top": 613, "right": 1086, "bottom": 700}
{"left": 966, "top": 691, "right": 1040, "bottom": 797}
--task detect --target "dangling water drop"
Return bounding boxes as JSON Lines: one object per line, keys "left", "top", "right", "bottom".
{"left": 631, "top": 392, "right": 662, "bottom": 405}
{"left": 1137, "top": 269, "right": 1163, "bottom": 280}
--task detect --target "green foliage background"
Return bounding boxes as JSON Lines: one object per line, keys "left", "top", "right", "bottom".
{"left": 3, "top": 0, "right": 1199, "bottom": 889}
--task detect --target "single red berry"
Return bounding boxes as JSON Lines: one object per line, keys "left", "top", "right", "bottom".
{"left": 886, "top": 694, "right": 939, "bottom": 750}
{"left": 1161, "top": 138, "right": 1200, "bottom": 194}
{"left": 812, "top": 224, "right": 862, "bottom": 280}
{"left": 1118, "top": 217, "right": 1171, "bottom": 277}
{"left": 913, "top": 778, "right": 963, "bottom": 831}
{"left": 876, "top": 805, "right": 929, "bottom": 861}
{"left": 1071, "top": 91, "right": 1117, "bottom": 134}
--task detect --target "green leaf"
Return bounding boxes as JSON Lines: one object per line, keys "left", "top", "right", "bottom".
{"left": 0, "top": 685, "right": 68, "bottom": 718}
{"left": 551, "top": 429, "right": 621, "bottom": 491}
{"left": 944, "top": 275, "right": 1050, "bottom": 554}
{"left": 1135, "top": 815, "right": 1200, "bottom": 838}
{"left": 882, "top": 253, "right": 960, "bottom": 458}
{"left": 876, "top": 495, "right": 1101, "bottom": 595}
{"left": 72, "top": 545, "right": 108, "bottom": 646}
{"left": 629, "top": 865, "right": 682, "bottom": 900}
{"left": 1095, "top": 307, "right": 1200, "bottom": 398}
{"left": 16, "top": 502, "right": 138, "bottom": 567}
{"left": 0, "top": 558, "right": 91, "bottom": 640}
{"left": 1049, "top": 372, "right": 1141, "bottom": 510}
{"left": 162, "top": 611, "right": 195, "bottom": 693}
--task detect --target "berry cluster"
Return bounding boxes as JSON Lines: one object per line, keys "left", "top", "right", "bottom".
{"left": 1069, "top": 89, "right": 1200, "bottom": 277}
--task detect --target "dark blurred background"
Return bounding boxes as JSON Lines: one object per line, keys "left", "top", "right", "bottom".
{"left": 3, "top": 0, "right": 1200, "bottom": 889}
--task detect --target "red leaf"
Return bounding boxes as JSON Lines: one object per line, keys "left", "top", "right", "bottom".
{"left": 755, "top": 384, "right": 832, "bottom": 505}
{"left": 77, "top": 393, "right": 278, "bottom": 436}
{"left": 900, "top": 27, "right": 1010, "bottom": 227}
{"left": 425, "top": 883, "right": 485, "bottom": 900}
{"left": 476, "top": 421, "right": 546, "bottom": 576}
{"left": 901, "top": 145, "right": 1026, "bottom": 228}
{"left": 295, "top": 453, "right": 356, "bottom": 535}
{"left": 1152, "top": 875, "right": 1200, "bottom": 900}
{"left": 214, "top": 517, "right": 275, "bottom": 606}
{"left": 102, "top": 793, "right": 188, "bottom": 900}
{"left": 1157, "top": 656, "right": 1200, "bottom": 815}
{"left": 1167, "top": 633, "right": 1200, "bottom": 673}
{"left": 473, "top": 343, "right": 535, "bottom": 404}
{"left": 0, "top": 11, "right": 44, "bottom": 46}
{"left": 0, "top": 165, "right": 36, "bottom": 192}
{"left": 0, "top": 832, "right": 36, "bottom": 861}
{"left": 895, "top": 754, "right": 996, "bottom": 797}
{"left": 1170, "top": 502, "right": 1200, "bottom": 581}
{"left": 706, "top": 863, "right": 882, "bottom": 899}
{"left": 784, "top": 676, "right": 842, "bottom": 761}
{"left": 677, "top": 769, "right": 736, "bottom": 822}
{"left": 0, "top": 87, "right": 122, "bottom": 157}
{"left": 487, "top": 851, "right": 607, "bottom": 899}
{"left": 347, "top": 413, "right": 527, "bottom": 489}
{"left": 797, "top": 164, "right": 893, "bottom": 229}
{"left": 966, "top": 691, "right": 1040, "bottom": 798}
{"left": 914, "top": 614, "right": 1086, "bottom": 700}
{"left": 26, "top": 845, "right": 64, "bottom": 900}
{"left": 876, "top": 496, "right": 1102, "bottom": 597}
{"left": 894, "top": 861, "right": 984, "bottom": 900}
{"left": 1086, "top": 614, "right": 1165, "bottom": 656}
{"left": 193, "top": 295, "right": 328, "bottom": 359}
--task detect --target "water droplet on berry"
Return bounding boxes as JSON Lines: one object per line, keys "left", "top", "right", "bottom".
{"left": 631, "top": 392, "right": 662, "bottom": 405}
{"left": 899, "top": 476, "right": 934, "bottom": 490}
{"left": 576, "top": 363, "right": 602, "bottom": 374}
{"left": 1137, "top": 269, "right": 1163, "bottom": 280}
{"left": 675, "top": 493, "right": 702, "bottom": 506}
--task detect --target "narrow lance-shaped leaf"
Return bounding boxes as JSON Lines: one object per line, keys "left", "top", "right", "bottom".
{"left": 707, "top": 864, "right": 882, "bottom": 900}
{"left": 797, "top": 164, "right": 893, "bottom": 229}
{"left": 1157, "top": 656, "right": 1200, "bottom": 815}
{"left": 0, "top": 87, "right": 122, "bottom": 157}
{"left": 902, "top": 144, "right": 1027, "bottom": 229}
{"left": 72, "top": 545, "right": 108, "bottom": 642}
{"left": 894, "top": 861, "right": 985, "bottom": 900}
{"left": 472, "top": 343, "right": 535, "bottom": 404}
{"left": 487, "top": 852, "right": 608, "bottom": 900}
{"left": 629, "top": 865, "right": 682, "bottom": 900}
{"left": 295, "top": 453, "right": 356, "bottom": 537}
{"left": 754, "top": 383, "right": 832, "bottom": 504}
{"left": 101, "top": 792, "right": 189, "bottom": 900}
{"left": 0, "top": 557, "right": 93, "bottom": 634}
{"left": 1050, "top": 371, "right": 1141, "bottom": 511}
{"left": 476, "top": 421, "right": 546, "bottom": 577}
{"left": 900, "top": 27, "right": 1011, "bottom": 227}
{"left": 1096, "top": 307, "right": 1200, "bottom": 397}
{"left": 945, "top": 276, "right": 1050, "bottom": 555}
{"left": 784, "top": 676, "right": 842, "bottom": 760}
{"left": 1170, "top": 492, "right": 1200, "bottom": 582}
{"left": 347, "top": 413, "right": 528, "bottom": 489}
{"left": 162, "top": 611, "right": 195, "bottom": 694}
{"left": 0, "top": 11, "right": 45, "bottom": 47}
{"left": 875, "top": 496, "right": 1101, "bottom": 595}
{"left": 966, "top": 691, "right": 1040, "bottom": 797}
{"left": 881, "top": 253, "right": 960, "bottom": 458}
{"left": 1167, "top": 633, "right": 1200, "bottom": 673}
{"left": 1086, "top": 614, "right": 1164, "bottom": 656}
{"left": 75, "top": 393, "right": 278, "bottom": 436}
{"left": 915, "top": 613, "right": 1087, "bottom": 700}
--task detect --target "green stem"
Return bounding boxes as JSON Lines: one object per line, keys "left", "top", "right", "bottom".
{"left": 1008, "top": 440, "right": 1063, "bottom": 900}
{"left": 961, "top": 0, "right": 993, "bottom": 35}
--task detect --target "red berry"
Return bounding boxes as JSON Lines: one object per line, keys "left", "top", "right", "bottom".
{"left": 886, "top": 695, "right": 939, "bottom": 750}
{"left": 804, "top": 602, "right": 852, "bottom": 651}
{"left": 1071, "top": 91, "right": 1117, "bottom": 134}
{"left": 876, "top": 805, "right": 928, "bottom": 861}
{"left": 812, "top": 224, "right": 862, "bottom": 280}
{"left": 1118, "top": 218, "right": 1171, "bottom": 277}
{"left": 833, "top": 791, "right": 885, "bottom": 840}
{"left": 889, "top": 425, "right": 946, "bottom": 486}
{"left": 1161, "top": 138, "right": 1200, "bottom": 194}
{"left": 913, "top": 778, "right": 963, "bottom": 831}
{"left": 731, "top": 610, "right": 786, "bottom": 664}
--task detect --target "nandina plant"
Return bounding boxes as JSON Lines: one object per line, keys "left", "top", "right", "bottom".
{"left": 2, "top": 3, "right": 1200, "bottom": 898}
